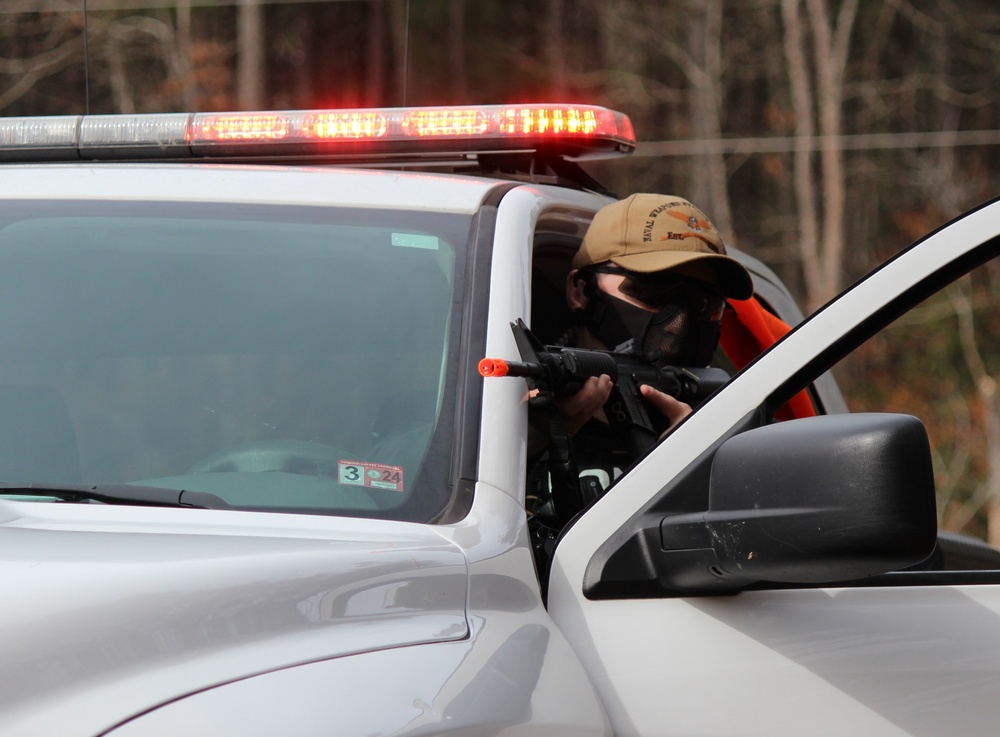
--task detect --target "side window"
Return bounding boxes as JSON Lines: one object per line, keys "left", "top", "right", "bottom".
{"left": 530, "top": 234, "right": 582, "bottom": 346}
{"left": 833, "top": 260, "right": 1000, "bottom": 570}
{"left": 527, "top": 219, "right": 599, "bottom": 589}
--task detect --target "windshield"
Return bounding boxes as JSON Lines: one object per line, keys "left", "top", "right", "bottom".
{"left": 0, "top": 201, "right": 470, "bottom": 522}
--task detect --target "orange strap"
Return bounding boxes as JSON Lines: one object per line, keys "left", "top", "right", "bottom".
{"left": 719, "top": 297, "right": 816, "bottom": 421}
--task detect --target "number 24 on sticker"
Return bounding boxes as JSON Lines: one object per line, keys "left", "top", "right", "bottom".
{"left": 338, "top": 460, "right": 405, "bottom": 492}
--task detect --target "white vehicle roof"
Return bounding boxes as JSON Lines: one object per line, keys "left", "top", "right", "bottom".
{"left": 0, "top": 163, "right": 500, "bottom": 212}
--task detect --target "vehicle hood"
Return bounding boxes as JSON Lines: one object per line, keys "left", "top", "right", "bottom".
{"left": 0, "top": 500, "right": 469, "bottom": 737}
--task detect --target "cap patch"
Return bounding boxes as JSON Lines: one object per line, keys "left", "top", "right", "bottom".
{"left": 641, "top": 202, "right": 722, "bottom": 253}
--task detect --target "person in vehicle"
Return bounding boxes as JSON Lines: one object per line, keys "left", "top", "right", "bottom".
{"left": 532, "top": 192, "right": 754, "bottom": 452}
{"left": 526, "top": 194, "right": 754, "bottom": 581}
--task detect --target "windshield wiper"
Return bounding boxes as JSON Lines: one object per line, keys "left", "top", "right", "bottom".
{"left": 0, "top": 483, "right": 230, "bottom": 510}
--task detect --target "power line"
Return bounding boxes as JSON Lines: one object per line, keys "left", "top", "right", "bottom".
{"left": 636, "top": 130, "right": 1000, "bottom": 157}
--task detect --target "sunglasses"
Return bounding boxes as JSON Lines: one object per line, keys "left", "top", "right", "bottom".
{"left": 587, "top": 264, "right": 727, "bottom": 321}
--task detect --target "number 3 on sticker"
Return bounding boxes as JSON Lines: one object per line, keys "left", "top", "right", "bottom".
{"left": 339, "top": 463, "right": 364, "bottom": 485}
{"left": 338, "top": 460, "right": 405, "bottom": 492}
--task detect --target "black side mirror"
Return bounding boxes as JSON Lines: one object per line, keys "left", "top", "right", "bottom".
{"left": 585, "top": 413, "right": 938, "bottom": 599}
{"left": 695, "top": 413, "right": 937, "bottom": 583}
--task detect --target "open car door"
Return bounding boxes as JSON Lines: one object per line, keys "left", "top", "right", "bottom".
{"left": 548, "top": 198, "right": 1000, "bottom": 737}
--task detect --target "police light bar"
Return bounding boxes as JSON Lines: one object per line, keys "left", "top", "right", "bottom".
{"left": 0, "top": 104, "right": 635, "bottom": 163}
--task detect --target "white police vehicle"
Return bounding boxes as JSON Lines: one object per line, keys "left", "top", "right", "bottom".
{"left": 1, "top": 104, "right": 999, "bottom": 736}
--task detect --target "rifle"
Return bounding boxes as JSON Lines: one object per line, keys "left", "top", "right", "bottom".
{"left": 480, "top": 318, "right": 730, "bottom": 546}
{"left": 479, "top": 319, "right": 729, "bottom": 459}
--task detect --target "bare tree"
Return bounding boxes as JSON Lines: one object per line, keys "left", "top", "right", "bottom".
{"left": 366, "top": 1, "right": 387, "bottom": 106}
{"left": 175, "top": 0, "right": 196, "bottom": 110}
{"left": 588, "top": 1, "right": 733, "bottom": 239}
{"left": 947, "top": 280, "right": 1000, "bottom": 546}
{"left": 388, "top": 0, "right": 408, "bottom": 105}
{"left": 886, "top": 0, "right": 1000, "bottom": 544}
{"left": 683, "top": 0, "right": 731, "bottom": 241}
{"left": 0, "top": 9, "right": 84, "bottom": 113}
{"left": 448, "top": 0, "right": 467, "bottom": 102}
{"left": 781, "top": 0, "right": 859, "bottom": 312}
{"left": 0, "top": 7, "right": 208, "bottom": 115}
{"left": 237, "top": 0, "right": 264, "bottom": 109}
{"left": 545, "top": 0, "right": 567, "bottom": 100}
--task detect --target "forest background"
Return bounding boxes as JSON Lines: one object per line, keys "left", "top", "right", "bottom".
{"left": 5, "top": 0, "right": 1000, "bottom": 543}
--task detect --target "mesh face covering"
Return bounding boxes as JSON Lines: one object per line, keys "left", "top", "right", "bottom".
{"left": 581, "top": 277, "right": 722, "bottom": 367}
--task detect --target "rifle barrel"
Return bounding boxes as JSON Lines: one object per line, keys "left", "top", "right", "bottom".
{"left": 478, "top": 358, "right": 544, "bottom": 378}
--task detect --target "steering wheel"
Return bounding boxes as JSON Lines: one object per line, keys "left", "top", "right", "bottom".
{"left": 188, "top": 439, "right": 349, "bottom": 477}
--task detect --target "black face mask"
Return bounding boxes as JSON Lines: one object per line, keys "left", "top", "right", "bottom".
{"left": 578, "top": 274, "right": 721, "bottom": 368}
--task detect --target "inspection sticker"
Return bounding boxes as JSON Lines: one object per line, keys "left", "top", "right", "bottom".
{"left": 391, "top": 232, "right": 440, "bottom": 250}
{"left": 338, "top": 460, "right": 404, "bottom": 492}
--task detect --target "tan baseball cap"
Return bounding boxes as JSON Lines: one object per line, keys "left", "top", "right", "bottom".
{"left": 573, "top": 193, "right": 754, "bottom": 300}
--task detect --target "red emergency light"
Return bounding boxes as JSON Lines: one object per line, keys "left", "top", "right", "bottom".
{"left": 0, "top": 103, "right": 635, "bottom": 163}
